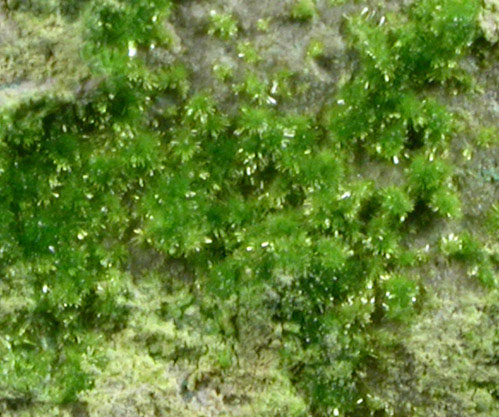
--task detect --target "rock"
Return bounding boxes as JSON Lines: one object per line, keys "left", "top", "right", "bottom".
{"left": 480, "top": 0, "right": 499, "bottom": 43}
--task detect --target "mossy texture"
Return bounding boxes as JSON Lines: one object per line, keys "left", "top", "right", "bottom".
{"left": 0, "top": 1, "right": 497, "bottom": 416}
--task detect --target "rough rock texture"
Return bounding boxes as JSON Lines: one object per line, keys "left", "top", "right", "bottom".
{"left": 0, "top": 9, "right": 86, "bottom": 105}
{"left": 168, "top": 0, "right": 363, "bottom": 114}
{"left": 480, "top": 0, "right": 499, "bottom": 43}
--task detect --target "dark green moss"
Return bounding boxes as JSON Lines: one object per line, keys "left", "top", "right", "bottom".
{"left": 0, "top": 0, "right": 497, "bottom": 416}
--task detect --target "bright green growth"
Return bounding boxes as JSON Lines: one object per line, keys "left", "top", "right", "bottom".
{"left": 330, "top": 0, "right": 479, "bottom": 159}
{"left": 237, "top": 41, "right": 261, "bottom": 64}
{"left": 0, "top": 0, "right": 497, "bottom": 416}
{"left": 307, "top": 39, "right": 325, "bottom": 59}
{"left": 407, "top": 156, "right": 461, "bottom": 217}
{"left": 208, "top": 10, "right": 239, "bottom": 40}
{"left": 440, "top": 232, "right": 497, "bottom": 286}
{"left": 84, "top": 0, "right": 173, "bottom": 51}
{"left": 233, "top": 72, "right": 271, "bottom": 104}
{"left": 0, "top": 0, "right": 177, "bottom": 404}
{"left": 290, "top": 0, "right": 316, "bottom": 22}
{"left": 382, "top": 274, "right": 419, "bottom": 321}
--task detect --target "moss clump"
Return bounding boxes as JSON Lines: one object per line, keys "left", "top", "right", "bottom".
{"left": 307, "top": 39, "right": 325, "bottom": 59}
{"left": 207, "top": 10, "right": 239, "bottom": 41}
{"left": 291, "top": 0, "right": 317, "bottom": 22}
{"left": 0, "top": 0, "right": 497, "bottom": 416}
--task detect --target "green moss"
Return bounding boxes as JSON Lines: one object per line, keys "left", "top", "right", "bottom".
{"left": 207, "top": 10, "right": 239, "bottom": 40}
{"left": 307, "top": 39, "right": 325, "bottom": 59}
{"left": 237, "top": 41, "right": 261, "bottom": 65}
{"left": 382, "top": 274, "right": 419, "bottom": 321}
{"left": 0, "top": 0, "right": 497, "bottom": 416}
{"left": 290, "top": 0, "right": 316, "bottom": 22}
